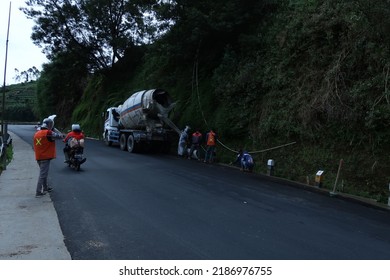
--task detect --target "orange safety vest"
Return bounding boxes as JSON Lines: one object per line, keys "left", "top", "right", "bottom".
{"left": 206, "top": 131, "right": 216, "bottom": 146}
{"left": 34, "top": 129, "right": 56, "bottom": 160}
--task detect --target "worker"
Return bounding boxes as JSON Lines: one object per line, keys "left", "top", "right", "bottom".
{"left": 204, "top": 128, "right": 217, "bottom": 163}
{"left": 241, "top": 150, "right": 254, "bottom": 172}
{"left": 33, "top": 117, "right": 63, "bottom": 197}
{"left": 188, "top": 129, "right": 202, "bottom": 160}
{"left": 177, "top": 125, "right": 190, "bottom": 157}
{"left": 232, "top": 149, "right": 254, "bottom": 172}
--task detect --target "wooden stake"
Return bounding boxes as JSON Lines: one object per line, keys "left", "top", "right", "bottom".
{"left": 331, "top": 159, "right": 343, "bottom": 195}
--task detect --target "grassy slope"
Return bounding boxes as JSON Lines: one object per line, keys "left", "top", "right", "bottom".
{"left": 1, "top": 81, "right": 38, "bottom": 122}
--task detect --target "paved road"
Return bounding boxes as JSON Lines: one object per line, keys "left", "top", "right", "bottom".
{"left": 9, "top": 124, "right": 390, "bottom": 260}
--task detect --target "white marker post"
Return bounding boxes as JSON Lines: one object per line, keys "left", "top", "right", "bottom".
{"left": 315, "top": 170, "right": 324, "bottom": 188}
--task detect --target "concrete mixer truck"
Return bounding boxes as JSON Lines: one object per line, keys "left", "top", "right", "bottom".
{"left": 103, "top": 89, "right": 180, "bottom": 153}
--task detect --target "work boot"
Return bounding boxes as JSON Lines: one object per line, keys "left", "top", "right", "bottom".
{"left": 35, "top": 191, "right": 47, "bottom": 198}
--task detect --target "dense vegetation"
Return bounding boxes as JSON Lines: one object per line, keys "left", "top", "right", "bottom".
{"left": 0, "top": 82, "right": 37, "bottom": 121}
{"left": 10, "top": 0, "right": 390, "bottom": 201}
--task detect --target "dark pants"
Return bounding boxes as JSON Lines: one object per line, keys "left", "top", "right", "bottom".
{"left": 189, "top": 144, "right": 200, "bottom": 159}
{"left": 36, "top": 159, "right": 51, "bottom": 193}
{"left": 204, "top": 145, "right": 215, "bottom": 162}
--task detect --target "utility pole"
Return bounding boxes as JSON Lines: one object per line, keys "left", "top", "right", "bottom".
{"left": 1, "top": 2, "right": 11, "bottom": 170}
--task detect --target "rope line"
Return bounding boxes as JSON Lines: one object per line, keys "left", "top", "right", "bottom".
{"left": 248, "top": 141, "right": 297, "bottom": 154}
{"left": 191, "top": 57, "right": 296, "bottom": 154}
{"left": 194, "top": 57, "right": 209, "bottom": 128}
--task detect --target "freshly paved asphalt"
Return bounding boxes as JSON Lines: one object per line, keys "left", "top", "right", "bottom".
{"left": 0, "top": 131, "right": 70, "bottom": 259}
{"left": 1, "top": 130, "right": 389, "bottom": 260}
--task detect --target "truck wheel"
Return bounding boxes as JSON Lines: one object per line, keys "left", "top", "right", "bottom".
{"left": 127, "top": 134, "right": 137, "bottom": 153}
{"left": 119, "top": 134, "right": 127, "bottom": 151}
{"left": 104, "top": 132, "right": 112, "bottom": 146}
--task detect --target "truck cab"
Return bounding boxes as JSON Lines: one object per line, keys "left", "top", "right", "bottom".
{"left": 103, "top": 107, "right": 120, "bottom": 146}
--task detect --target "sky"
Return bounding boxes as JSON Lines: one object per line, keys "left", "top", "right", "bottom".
{"left": 0, "top": 0, "right": 47, "bottom": 86}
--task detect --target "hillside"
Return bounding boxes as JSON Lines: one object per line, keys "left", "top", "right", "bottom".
{"left": 30, "top": 0, "right": 390, "bottom": 202}
{"left": 0, "top": 82, "right": 38, "bottom": 122}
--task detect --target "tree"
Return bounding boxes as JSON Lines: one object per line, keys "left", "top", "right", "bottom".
{"left": 14, "top": 66, "right": 41, "bottom": 83}
{"left": 35, "top": 51, "right": 89, "bottom": 124}
{"left": 21, "top": 0, "right": 161, "bottom": 71}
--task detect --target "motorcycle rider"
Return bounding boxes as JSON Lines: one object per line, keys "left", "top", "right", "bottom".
{"left": 63, "top": 124, "right": 85, "bottom": 163}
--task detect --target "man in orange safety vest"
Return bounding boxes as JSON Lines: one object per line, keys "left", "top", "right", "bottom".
{"left": 204, "top": 129, "right": 217, "bottom": 163}
{"left": 33, "top": 117, "right": 63, "bottom": 197}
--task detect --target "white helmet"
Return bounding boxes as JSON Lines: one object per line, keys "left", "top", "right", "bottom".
{"left": 41, "top": 118, "right": 54, "bottom": 130}
{"left": 71, "top": 124, "right": 81, "bottom": 132}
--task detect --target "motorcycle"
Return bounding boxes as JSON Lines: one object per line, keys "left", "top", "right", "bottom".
{"left": 66, "top": 138, "right": 86, "bottom": 171}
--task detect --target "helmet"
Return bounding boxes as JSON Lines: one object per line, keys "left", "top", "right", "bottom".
{"left": 41, "top": 118, "right": 54, "bottom": 130}
{"left": 71, "top": 124, "right": 81, "bottom": 132}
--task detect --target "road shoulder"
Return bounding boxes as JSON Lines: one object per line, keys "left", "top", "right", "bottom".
{"left": 0, "top": 131, "right": 71, "bottom": 260}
